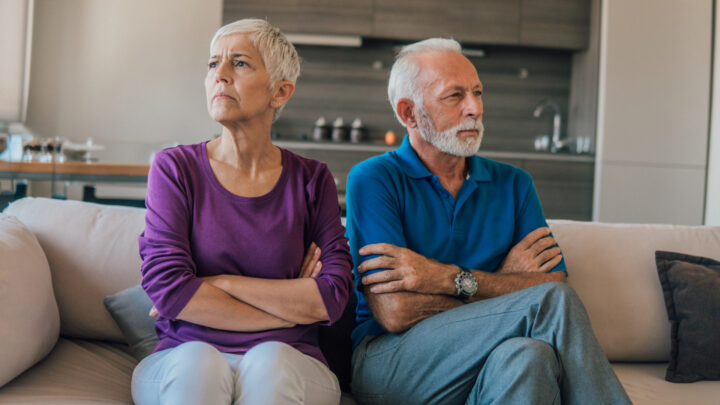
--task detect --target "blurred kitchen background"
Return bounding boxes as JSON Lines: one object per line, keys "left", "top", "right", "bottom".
{"left": 1, "top": 0, "right": 718, "bottom": 225}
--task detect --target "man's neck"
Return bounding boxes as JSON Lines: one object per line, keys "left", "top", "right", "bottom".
{"left": 408, "top": 133, "right": 467, "bottom": 199}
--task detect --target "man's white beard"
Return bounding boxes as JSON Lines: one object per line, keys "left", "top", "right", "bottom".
{"left": 416, "top": 108, "right": 484, "bottom": 157}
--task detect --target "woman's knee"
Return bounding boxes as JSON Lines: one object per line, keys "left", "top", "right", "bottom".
{"left": 133, "top": 342, "right": 233, "bottom": 405}
{"left": 240, "top": 341, "right": 301, "bottom": 376}
{"left": 163, "top": 341, "right": 233, "bottom": 385}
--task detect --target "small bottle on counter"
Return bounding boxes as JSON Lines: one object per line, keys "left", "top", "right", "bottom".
{"left": 350, "top": 118, "right": 365, "bottom": 143}
{"left": 331, "top": 117, "right": 348, "bottom": 142}
{"left": 312, "top": 116, "right": 329, "bottom": 141}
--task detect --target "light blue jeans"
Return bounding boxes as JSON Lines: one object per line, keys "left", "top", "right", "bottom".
{"left": 132, "top": 341, "right": 340, "bottom": 405}
{"left": 351, "top": 282, "right": 632, "bottom": 405}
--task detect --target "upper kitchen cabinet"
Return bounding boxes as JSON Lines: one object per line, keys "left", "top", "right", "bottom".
{"left": 222, "top": 0, "right": 374, "bottom": 36}
{"left": 520, "top": 0, "right": 590, "bottom": 49}
{"left": 372, "top": 0, "right": 521, "bottom": 45}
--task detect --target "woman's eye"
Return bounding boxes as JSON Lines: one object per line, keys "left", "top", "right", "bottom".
{"left": 233, "top": 60, "right": 248, "bottom": 68}
{"left": 208, "top": 61, "right": 217, "bottom": 69}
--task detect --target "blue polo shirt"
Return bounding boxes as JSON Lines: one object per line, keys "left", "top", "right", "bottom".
{"left": 345, "top": 135, "right": 566, "bottom": 349}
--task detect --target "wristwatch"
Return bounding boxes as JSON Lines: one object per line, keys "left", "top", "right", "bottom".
{"left": 454, "top": 266, "right": 477, "bottom": 300}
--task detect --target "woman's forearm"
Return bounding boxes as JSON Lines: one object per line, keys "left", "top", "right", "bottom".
{"left": 175, "top": 282, "right": 295, "bottom": 331}
{"left": 207, "top": 275, "right": 329, "bottom": 324}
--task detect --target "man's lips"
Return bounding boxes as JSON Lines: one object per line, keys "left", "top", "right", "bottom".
{"left": 458, "top": 129, "right": 479, "bottom": 136}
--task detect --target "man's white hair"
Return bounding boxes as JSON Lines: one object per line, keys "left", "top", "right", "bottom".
{"left": 387, "top": 38, "right": 462, "bottom": 125}
{"left": 210, "top": 19, "right": 300, "bottom": 121}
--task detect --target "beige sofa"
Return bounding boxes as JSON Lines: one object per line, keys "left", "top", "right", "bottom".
{"left": 0, "top": 197, "right": 718, "bottom": 404}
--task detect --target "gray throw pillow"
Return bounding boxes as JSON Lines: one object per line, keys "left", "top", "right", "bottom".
{"left": 103, "top": 285, "right": 159, "bottom": 360}
{"left": 655, "top": 251, "right": 720, "bottom": 383}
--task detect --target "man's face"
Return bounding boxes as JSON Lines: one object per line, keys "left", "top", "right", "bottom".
{"left": 414, "top": 51, "right": 484, "bottom": 157}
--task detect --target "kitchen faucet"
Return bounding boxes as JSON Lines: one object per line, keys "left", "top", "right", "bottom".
{"left": 533, "top": 99, "right": 566, "bottom": 152}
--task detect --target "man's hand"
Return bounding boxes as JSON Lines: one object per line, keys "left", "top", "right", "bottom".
{"left": 497, "top": 227, "right": 562, "bottom": 274}
{"left": 358, "top": 243, "right": 455, "bottom": 295}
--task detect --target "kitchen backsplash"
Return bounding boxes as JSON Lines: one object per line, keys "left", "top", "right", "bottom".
{"left": 273, "top": 40, "right": 572, "bottom": 152}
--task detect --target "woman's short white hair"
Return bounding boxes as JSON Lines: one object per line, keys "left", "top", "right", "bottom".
{"left": 210, "top": 19, "right": 300, "bottom": 120}
{"left": 387, "top": 38, "right": 462, "bottom": 125}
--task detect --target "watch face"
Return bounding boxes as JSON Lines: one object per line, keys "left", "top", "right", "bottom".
{"left": 461, "top": 278, "right": 475, "bottom": 292}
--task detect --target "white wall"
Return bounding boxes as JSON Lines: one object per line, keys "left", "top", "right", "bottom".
{"left": 594, "top": 0, "right": 712, "bottom": 225}
{"left": 707, "top": 0, "right": 720, "bottom": 225}
{"left": 24, "top": 0, "right": 223, "bottom": 164}
{"left": 0, "top": 0, "right": 32, "bottom": 122}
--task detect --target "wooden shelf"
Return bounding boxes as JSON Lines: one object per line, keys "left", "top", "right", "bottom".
{"left": 0, "top": 161, "right": 150, "bottom": 183}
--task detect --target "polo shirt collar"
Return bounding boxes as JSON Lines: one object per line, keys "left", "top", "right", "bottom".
{"left": 395, "top": 135, "right": 492, "bottom": 182}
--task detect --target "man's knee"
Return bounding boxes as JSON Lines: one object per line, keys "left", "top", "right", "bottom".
{"left": 490, "top": 338, "right": 560, "bottom": 377}
{"left": 532, "top": 281, "right": 581, "bottom": 307}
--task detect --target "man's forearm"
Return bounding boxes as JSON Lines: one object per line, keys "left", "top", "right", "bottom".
{"left": 366, "top": 289, "right": 463, "bottom": 334}
{"left": 176, "top": 282, "right": 294, "bottom": 331}
{"left": 468, "top": 270, "right": 567, "bottom": 302}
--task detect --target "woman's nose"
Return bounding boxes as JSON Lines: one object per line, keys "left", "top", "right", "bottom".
{"left": 215, "top": 61, "right": 232, "bottom": 84}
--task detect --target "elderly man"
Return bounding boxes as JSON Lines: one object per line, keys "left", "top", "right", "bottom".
{"left": 344, "top": 38, "right": 630, "bottom": 405}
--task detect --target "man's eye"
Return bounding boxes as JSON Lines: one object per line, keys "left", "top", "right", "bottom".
{"left": 473, "top": 90, "right": 483, "bottom": 97}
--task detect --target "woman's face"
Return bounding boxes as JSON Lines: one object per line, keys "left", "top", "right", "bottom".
{"left": 205, "top": 33, "right": 274, "bottom": 126}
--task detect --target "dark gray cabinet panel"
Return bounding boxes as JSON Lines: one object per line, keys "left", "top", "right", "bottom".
{"left": 520, "top": 0, "right": 590, "bottom": 49}
{"left": 372, "top": 0, "right": 521, "bottom": 45}
{"left": 223, "top": 0, "right": 374, "bottom": 36}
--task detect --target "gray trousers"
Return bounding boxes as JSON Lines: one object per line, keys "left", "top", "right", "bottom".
{"left": 351, "top": 282, "right": 631, "bottom": 405}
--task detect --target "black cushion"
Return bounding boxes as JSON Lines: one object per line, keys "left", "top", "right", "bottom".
{"left": 655, "top": 251, "right": 720, "bottom": 383}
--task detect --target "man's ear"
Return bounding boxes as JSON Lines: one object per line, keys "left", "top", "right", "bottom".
{"left": 271, "top": 80, "right": 295, "bottom": 108}
{"left": 397, "top": 99, "right": 418, "bottom": 128}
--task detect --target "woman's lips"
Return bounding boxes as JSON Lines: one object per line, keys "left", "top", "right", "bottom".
{"left": 213, "top": 93, "right": 236, "bottom": 101}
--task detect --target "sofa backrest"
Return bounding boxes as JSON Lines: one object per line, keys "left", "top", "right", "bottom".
{"left": 4, "top": 198, "right": 146, "bottom": 342}
{"left": 549, "top": 219, "right": 720, "bottom": 362}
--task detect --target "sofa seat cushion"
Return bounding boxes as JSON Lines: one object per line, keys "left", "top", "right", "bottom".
{"left": 612, "top": 362, "right": 720, "bottom": 405}
{"left": 0, "top": 338, "right": 136, "bottom": 404}
{"left": 548, "top": 220, "right": 720, "bottom": 362}
{"left": 0, "top": 214, "right": 60, "bottom": 387}
{"left": 4, "top": 198, "right": 147, "bottom": 342}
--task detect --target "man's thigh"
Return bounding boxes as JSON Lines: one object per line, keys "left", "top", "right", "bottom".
{"left": 351, "top": 283, "right": 561, "bottom": 405}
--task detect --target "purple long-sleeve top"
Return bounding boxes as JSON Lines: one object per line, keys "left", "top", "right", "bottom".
{"left": 138, "top": 142, "right": 352, "bottom": 366}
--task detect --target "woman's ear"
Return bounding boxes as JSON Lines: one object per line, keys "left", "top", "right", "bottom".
{"left": 397, "top": 99, "right": 417, "bottom": 128}
{"left": 271, "top": 81, "right": 295, "bottom": 108}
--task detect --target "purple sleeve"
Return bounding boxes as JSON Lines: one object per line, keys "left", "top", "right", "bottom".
{"left": 138, "top": 151, "right": 203, "bottom": 319}
{"left": 307, "top": 165, "right": 353, "bottom": 325}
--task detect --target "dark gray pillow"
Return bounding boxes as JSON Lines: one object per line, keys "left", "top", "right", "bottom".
{"left": 655, "top": 251, "right": 720, "bottom": 383}
{"left": 103, "top": 284, "right": 158, "bottom": 360}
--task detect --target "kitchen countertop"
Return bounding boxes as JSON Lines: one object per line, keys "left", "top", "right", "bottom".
{"left": 273, "top": 140, "right": 595, "bottom": 163}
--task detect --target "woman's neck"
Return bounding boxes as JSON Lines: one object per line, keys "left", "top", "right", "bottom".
{"left": 208, "top": 124, "right": 280, "bottom": 176}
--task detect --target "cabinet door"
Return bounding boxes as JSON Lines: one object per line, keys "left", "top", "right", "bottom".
{"left": 373, "top": 0, "right": 520, "bottom": 45}
{"left": 223, "top": 0, "right": 373, "bottom": 36}
{"left": 520, "top": 0, "right": 590, "bottom": 49}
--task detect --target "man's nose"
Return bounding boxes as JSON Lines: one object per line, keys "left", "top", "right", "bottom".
{"left": 465, "top": 95, "right": 483, "bottom": 119}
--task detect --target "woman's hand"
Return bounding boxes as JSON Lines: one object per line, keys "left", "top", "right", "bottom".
{"left": 298, "top": 242, "right": 322, "bottom": 278}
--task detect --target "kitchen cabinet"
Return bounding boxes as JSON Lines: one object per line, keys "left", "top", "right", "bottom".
{"left": 222, "top": 0, "right": 590, "bottom": 50}
{"left": 372, "top": 0, "right": 521, "bottom": 46}
{"left": 222, "top": 0, "right": 374, "bottom": 36}
{"left": 520, "top": 0, "right": 591, "bottom": 49}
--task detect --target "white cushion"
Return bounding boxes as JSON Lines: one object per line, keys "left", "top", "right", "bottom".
{"left": 4, "top": 198, "right": 146, "bottom": 342}
{"left": 612, "top": 363, "right": 720, "bottom": 405}
{"left": 0, "top": 214, "right": 59, "bottom": 387}
{"left": 549, "top": 220, "right": 720, "bottom": 362}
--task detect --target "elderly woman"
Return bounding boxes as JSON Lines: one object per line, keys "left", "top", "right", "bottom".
{"left": 133, "top": 19, "right": 352, "bottom": 405}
